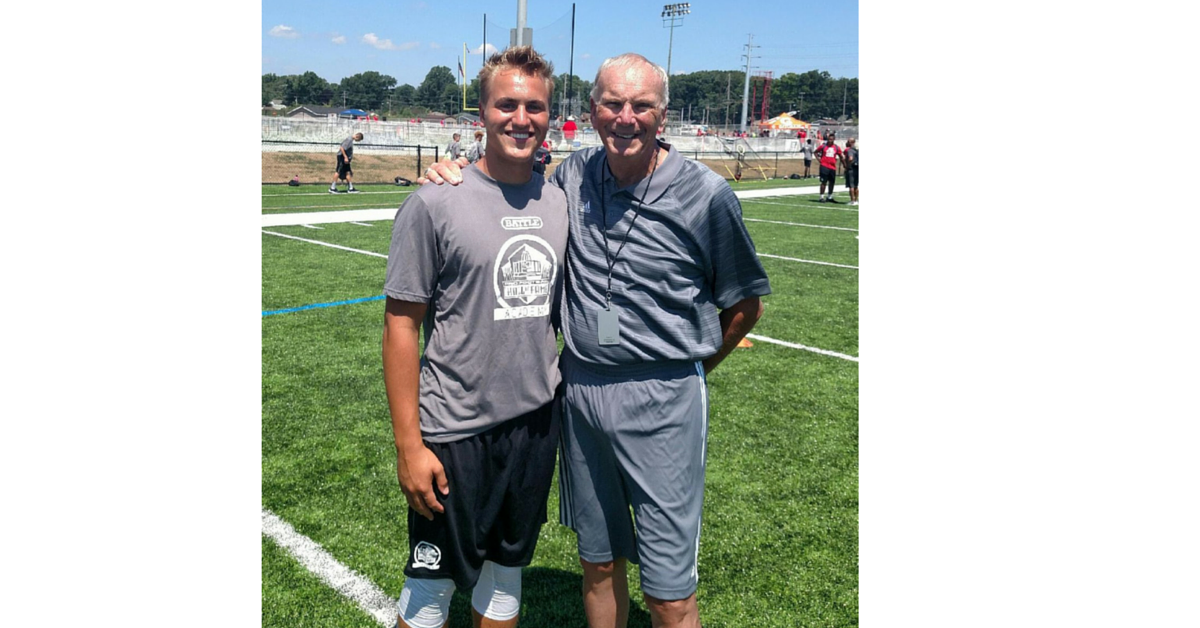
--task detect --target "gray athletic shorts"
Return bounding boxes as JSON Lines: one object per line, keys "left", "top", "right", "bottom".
{"left": 557, "top": 351, "right": 709, "bottom": 600}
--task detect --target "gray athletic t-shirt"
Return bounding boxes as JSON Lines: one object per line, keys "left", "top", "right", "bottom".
{"left": 385, "top": 167, "right": 568, "bottom": 442}
{"left": 802, "top": 143, "right": 814, "bottom": 160}
{"left": 340, "top": 137, "right": 354, "bottom": 158}
{"left": 550, "top": 142, "right": 771, "bottom": 366}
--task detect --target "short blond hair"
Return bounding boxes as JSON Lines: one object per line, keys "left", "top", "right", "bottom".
{"left": 477, "top": 45, "right": 555, "bottom": 106}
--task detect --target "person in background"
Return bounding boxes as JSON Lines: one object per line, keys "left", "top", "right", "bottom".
{"left": 563, "top": 115, "right": 578, "bottom": 144}
{"left": 802, "top": 138, "right": 815, "bottom": 179}
{"left": 330, "top": 132, "right": 363, "bottom": 194}
{"left": 532, "top": 139, "right": 552, "bottom": 176}
{"left": 843, "top": 137, "right": 859, "bottom": 206}
{"left": 444, "top": 132, "right": 462, "bottom": 162}
{"left": 815, "top": 132, "right": 843, "bottom": 203}
{"left": 466, "top": 130, "right": 485, "bottom": 164}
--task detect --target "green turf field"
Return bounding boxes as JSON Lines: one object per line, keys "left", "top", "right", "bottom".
{"left": 262, "top": 183, "right": 858, "bottom": 627}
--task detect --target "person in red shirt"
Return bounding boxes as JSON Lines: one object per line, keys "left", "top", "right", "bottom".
{"left": 815, "top": 132, "right": 843, "bottom": 203}
{"left": 562, "top": 115, "right": 577, "bottom": 143}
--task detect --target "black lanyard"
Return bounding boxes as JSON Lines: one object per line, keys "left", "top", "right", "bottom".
{"left": 599, "top": 147, "right": 661, "bottom": 308}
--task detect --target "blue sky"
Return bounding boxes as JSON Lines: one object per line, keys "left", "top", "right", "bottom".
{"left": 262, "top": 0, "right": 858, "bottom": 88}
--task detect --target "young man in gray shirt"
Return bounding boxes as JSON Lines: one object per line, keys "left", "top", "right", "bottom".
{"left": 444, "top": 132, "right": 462, "bottom": 161}
{"left": 382, "top": 46, "right": 566, "bottom": 628}
{"left": 330, "top": 132, "right": 363, "bottom": 193}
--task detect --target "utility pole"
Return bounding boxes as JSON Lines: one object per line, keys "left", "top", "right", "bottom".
{"left": 516, "top": 0, "right": 527, "bottom": 46}
{"left": 797, "top": 92, "right": 805, "bottom": 119}
{"left": 568, "top": 3, "right": 576, "bottom": 117}
{"left": 842, "top": 81, "right": 848, "bottom": 119}
{"left": 739, "top": 34, "right": 757, "bottom": 134}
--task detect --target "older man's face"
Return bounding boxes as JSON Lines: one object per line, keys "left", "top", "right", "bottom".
{"left": 590, "top": 62, "right": 665, "bottom": 164}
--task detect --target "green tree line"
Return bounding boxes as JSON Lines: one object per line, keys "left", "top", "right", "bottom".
{"left": 263, "top": 67, "right": 856, "bottom": 123}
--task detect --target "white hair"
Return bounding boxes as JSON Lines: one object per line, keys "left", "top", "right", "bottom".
{"left": 590, "top": 53, "right": 669, "bottom": 109}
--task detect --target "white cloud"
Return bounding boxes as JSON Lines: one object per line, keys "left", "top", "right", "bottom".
{"left": 430, "top": 42, "right": 441, "bottom": 50}
{"left": 362, "top": 33, "right": 419, "bottom": 51}
{"left": 581, "top": 53, "right": 592, "bottom": 60}
{"left": 269, "top": 25, "right": 300, "bottom": 39}
{"left": 470, "top": 43, "right": 499, "bottom": 56}
{"left": 332, "top": 35, "right": 346, "bottom": 45}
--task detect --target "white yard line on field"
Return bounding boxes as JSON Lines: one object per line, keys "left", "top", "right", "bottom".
{"left": 759, "top": 253, "right": 858, "bottom": 269}
{"left": 746, "top": 334, "right": 859, "bottom": 362}
{"left": 743, "top": 198, "right": 859, "bottom": 212}
{"left": 262, "top": 509, "right": 394, "bottom": 627}
{"left": 269, "top": 203, "right": 399, "bottom": 211}
{"left": 264, "top": 208, "right": 399, "bottom": 227}
{"left": 262, "top": 230, "right": 389, "bottom": 259}
{"left": 349, "top": 222, "right": 376, "bottom": 227}
{"left": 262, "top": 190, "right": 413, "bottom": 198}
{"left": 300, "top": 224, "right": 324, "bottom": 230}
{"left": 744, "top": 218, "right": 857, "bottom": 232}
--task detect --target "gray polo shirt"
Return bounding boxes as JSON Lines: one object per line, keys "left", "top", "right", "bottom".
{"left": 550, "top": 142, "right": 771, "bottom": 367}
{"left": 385, "top": 167, "right": 568, "bottom": 442}
{"left": 446, "top": 139, "right": 462, "bottom": 160}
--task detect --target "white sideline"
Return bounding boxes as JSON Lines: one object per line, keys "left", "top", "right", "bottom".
{"left": 262, "top": 189, "right": 413, "bottom": 198}
{"left": 759, "top": 253, "right": 858, "bottom": 269}
{"left": 264, "top": 208, "right": 400, "bottom": 227}
{"left": 262, "top": 230, "right": 389, "bottom": 259}
{"left": 262, "top": 509, "right": 394, "bottom": 627}
{"left": 744, "top": 198, "right": 858, "bottom": 212}
{"left": 744, "top": 217, "right": 858, "bottom": 232}
{"left": 746, "top": 334, "right": 859, "bottom": 362}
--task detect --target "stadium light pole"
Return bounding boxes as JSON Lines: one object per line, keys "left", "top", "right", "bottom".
{"left": 661, "top": 3, "right": 690, "bottom": 78}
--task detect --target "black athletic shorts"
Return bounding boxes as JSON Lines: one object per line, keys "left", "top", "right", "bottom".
{"left": 804, "top": 158, "right": 812, "bottom": 166}
{"left": 336, "top": 154, "right": 353, "bottom": 180}
{"left": 404, "top": 400, "right": 559, "bottom": 589}
{"left": 820, "top": 165, "right": 837, "bottom": 184}
{"left": 845, "top": 167, "right": 858, "bottom": 188}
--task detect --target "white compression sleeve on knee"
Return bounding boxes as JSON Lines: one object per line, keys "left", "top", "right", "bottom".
{"left": 471, "top": 561, "right": 523, "bottom": 621}
{"left": 397, "top": 577, "right": 456, "bottom": 628}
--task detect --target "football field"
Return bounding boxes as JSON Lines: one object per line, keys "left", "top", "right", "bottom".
{"left": 261, "top": 178, "right": 859, "bottom": 627}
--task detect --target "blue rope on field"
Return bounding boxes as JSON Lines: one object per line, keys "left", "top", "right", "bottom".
{"left": 263, "top": 294, "right": 386, "bottom": 317}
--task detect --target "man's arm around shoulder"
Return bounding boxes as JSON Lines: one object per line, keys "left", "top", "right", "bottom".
{"left": 382, "top": 297, "right": 448, "bottom": 520}
{"left": 702, "top": 296, "right": 764, "bottom": 374}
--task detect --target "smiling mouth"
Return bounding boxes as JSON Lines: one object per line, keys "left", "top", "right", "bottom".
{"left": 613, "top": 131, "right": 639, "bottom": 140}
{"left": 509, "top": 132, "right": 532, "bottom": 140}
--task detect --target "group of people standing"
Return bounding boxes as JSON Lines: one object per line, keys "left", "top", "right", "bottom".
{"left": 803, "top": 134, "right": 859, "bottom": 205}
{"left": 381, "top": 46, "right": 771, "bottom": 628}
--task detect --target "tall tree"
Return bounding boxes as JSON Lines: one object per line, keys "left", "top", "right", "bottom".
{"left": 339, "top": 71, "right": 398, "bottom": 111}
{"left": 262, "top": 73, "right": 288, "bottom": 107}
{"left": 285, "top": 71, "right": 334, "bottom": 106}
{"left": 416, "top": 66, "right": 457, "bottom": 110}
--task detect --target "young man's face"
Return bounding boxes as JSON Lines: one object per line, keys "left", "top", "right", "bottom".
{"left": 590, "top": 62, "right": 666, "bottom": 164}
{"left": 481, "top": 68, "right": 550, "bottom": 166}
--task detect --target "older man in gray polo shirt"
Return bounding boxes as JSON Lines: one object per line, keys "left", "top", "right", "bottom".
{"left": 422, "top": 52, "right": 769, "bottom": 628}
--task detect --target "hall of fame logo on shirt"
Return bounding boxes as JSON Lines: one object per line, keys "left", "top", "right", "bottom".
{"left": 493, "top": 232, "right": 558, "bottom": 321}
